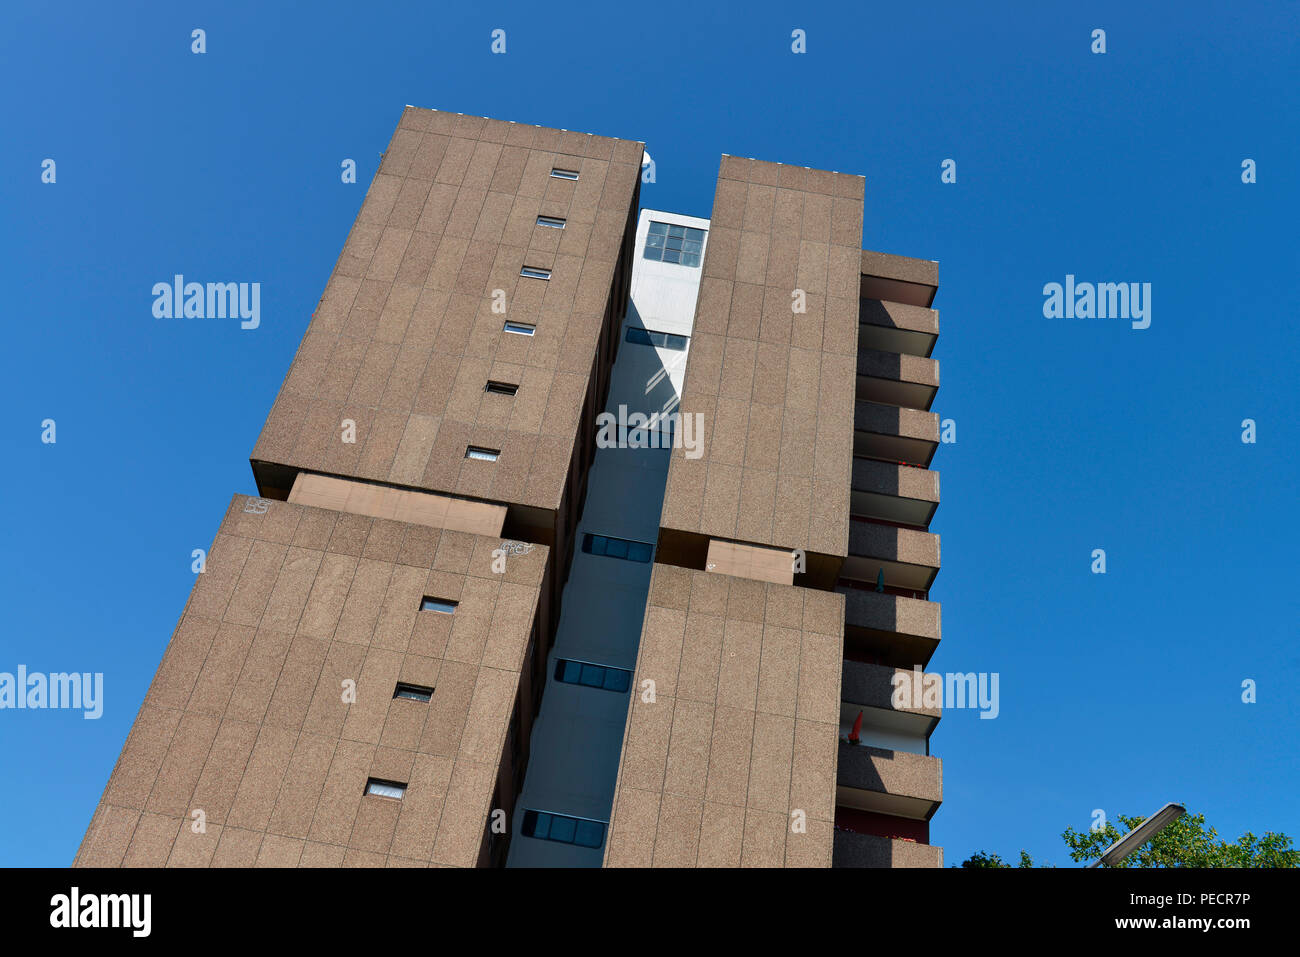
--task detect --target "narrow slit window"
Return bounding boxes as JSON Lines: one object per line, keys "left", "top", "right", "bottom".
{"left": 625, "top": 326, "right": 689, "bottom": 351}
{"left": 520, "top": 266, "right": 552, "bottom": 280}
{"left": 393, "top": 682, "right": 434, "bottom": 702}
{"left": 466, "top": 446, "right": 500, "bottom": 462}
{"left": 420, "top": 597, "right": 459, "bottom": 614}
{"left": 536, "top": 215, "right": 566, "bottom": 229}
{"left": 521, "top": 809, "right": 606, "bottom": 848}
{"left": 503, "top": 321, "right": 535, "bottom": 336}
{"left": 582, "top": 533, "right": 654, "bottom": 563}
{"left": 485, "top": 380, "right": 519, "bottom": 396}
{"left": 549, "top": 168, "right": 580, "bottom": 181}
{"left": 554, "top": 658, "right": 633, "bottom": 694}
{"left": 365, "top": 778, "right": 407, "bottom": 800}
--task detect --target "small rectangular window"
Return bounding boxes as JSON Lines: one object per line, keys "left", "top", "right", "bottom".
{"left": 520, "top": 266, "right": 552, "bottom": 280}
{"left": 485, "top": 381, "right": 519, "bottom": 396}
{"left": 582, "top": 533, "right": 654, "bottom": 563}
{"left": 466, "top": 446, "right": 500, "bottom": 462}
{"left": 521, "top": 809, "right": 606, "bottom": 848}
{"left": 393, "top": 682, "right": 434, "bottom": 702}
{"left": 536, "top": 215, "right": 566, "bottom": 229}
{"left": 554, "top": 658, "right": 633, "bottom": 694}
{"left": 625, "top": 327, "right": 689, "bottom": 351}
{"left": 503, "top": 321, "right": 536, "bottom": 336}
{"left": 420, "top": 597, "right": 459, "bottom": 614}
{"left": 549, "top": 168, "right": 580, "bottom": 181}
{"left": 365, "top": 778, "right": 407, "bottom": 800}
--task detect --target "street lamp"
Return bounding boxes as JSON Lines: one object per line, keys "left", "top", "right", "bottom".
{"left": 1086, "top": 802, "right": 1187, "bottom": 868}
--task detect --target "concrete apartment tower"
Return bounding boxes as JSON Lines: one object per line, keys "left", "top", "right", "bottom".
{"left": 75, "top": 107, "right": 942, "bottom": 869}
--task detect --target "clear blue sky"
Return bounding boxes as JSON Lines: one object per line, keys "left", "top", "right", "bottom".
{"left": 1, "top": 1, "right": 1295, "bottom": 867}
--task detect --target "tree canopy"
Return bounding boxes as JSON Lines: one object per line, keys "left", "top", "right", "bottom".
{"left": 959, "top": 810, "right": 1298, "bottom": 868}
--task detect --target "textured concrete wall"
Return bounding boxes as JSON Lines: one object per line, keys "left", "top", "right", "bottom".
{"left": 603, "top": 565, "right": 844, "bottom": 867}
{"left": 75, "top": 494, "right": 546, "bottom": 868}
{"left": 251, "top": 107, "right": 644, "bottom": 511}
{"left": 659, "top": 156, "right": 865, "bottom": 559}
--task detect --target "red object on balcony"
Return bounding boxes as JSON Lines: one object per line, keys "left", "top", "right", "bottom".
{"left": 848, "top": 710, "right": 863, "bottom": 744}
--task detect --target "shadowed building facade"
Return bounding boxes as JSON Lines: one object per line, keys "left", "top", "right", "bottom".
{"left": 76, "top": 107, "right": 943, "bottom": 868}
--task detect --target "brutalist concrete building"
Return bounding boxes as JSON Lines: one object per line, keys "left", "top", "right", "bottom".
{"left": 75, "top": 106, "right": 943, "bottom": 868}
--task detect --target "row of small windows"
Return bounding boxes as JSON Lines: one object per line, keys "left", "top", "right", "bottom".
{"left": 520, "top": 809, "right": 606, "bottom": 848}
{"left": 554, "top": 658, "right": 632, "bottom": 693}
{"left": 582, "top": 533, "right": 654, "bottom": 563}
{"left": 366, "top": 665, "right": 440, "bottom": 799}
{"left": 625, "top": 326, "right": 689, "bottom": 351}
{"left": 644, "top": 221, "right": 704, "bottom": 267}
{"left": 366, "top": 673, "right": 440, "bottom": 797}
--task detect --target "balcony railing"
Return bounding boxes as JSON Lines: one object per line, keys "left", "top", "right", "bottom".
{"left": 839, "top": 587, "right": 941, "bottom": 668}
{"left": 853, "top": 401, "right": 938, "bottom": 468}
{"left": 850, "top": 458, "right": 939, "bottom": 529}
{"left": 832, "top": 830, "right": 943, "bottom": 868}
{"left": 837, "top": 743, "right": 943, "bottom": 817}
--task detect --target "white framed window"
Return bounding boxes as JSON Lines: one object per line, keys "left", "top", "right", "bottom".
{"left": 644, "top": 221, "right": 705, "bottom": 267}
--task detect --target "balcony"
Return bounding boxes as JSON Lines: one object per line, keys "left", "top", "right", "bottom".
{"left": 839, "top": 588, "right": 940, "bottom": 668}
{"left": 833, "top": 831, "right": 943, "bottom": 868}
{"left": 854, "top": 401, "right": 938, "bottom": 468}
{"left": 850, "top": 458, "right": 939, "bottom": 530}
{"left": 839, "top": 662, "right": 940, "bottom": 793}
{"left": 860, "top": 249, "right": 939, "bottom": 308}
{"left": 855, "top": 348, "right": 938, "bottom": 412}
{"left": 844, "top": 519, "right": 939, "bottom": 593}
{"left": 859, "top": 299, "right": 938, "bottom": 358}
{"left": 842, "top": 660, "right": 941, "bottom": 723}
{"left": 837, "top": 743, "right": 942, "bottom": 821}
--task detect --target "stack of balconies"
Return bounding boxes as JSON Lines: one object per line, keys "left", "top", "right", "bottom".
{"left": 833, "top": 251, "right": 944, "bottom": 867}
